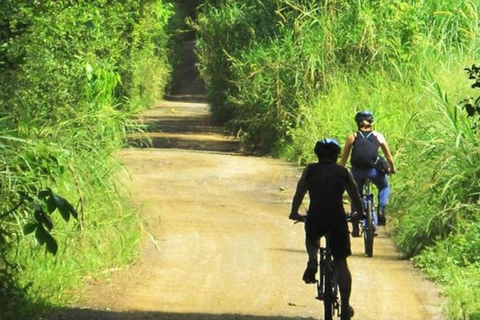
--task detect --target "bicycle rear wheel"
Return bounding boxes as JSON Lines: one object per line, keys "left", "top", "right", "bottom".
{"left": 364, "top": 197, "right": 374, "bottom": 257}
{"left": 323, "top": 256, "right": 335, "bottom": 320}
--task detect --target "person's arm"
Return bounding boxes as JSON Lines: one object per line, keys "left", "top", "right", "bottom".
{"left": 289, "top": 166, "right": 308, "bottom": 221}
{"left": 345, "top": 170, "right": 364, "bottom": 214}
{"left": 376, "top": 132, "right": 396, "bottom": 173}
{"left": 340, "top": 134, "right": 355, "bottom": 167}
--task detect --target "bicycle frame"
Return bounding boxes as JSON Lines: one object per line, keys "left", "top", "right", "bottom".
{"left": 362, "top": 179, "right": 378, "bottom": 228}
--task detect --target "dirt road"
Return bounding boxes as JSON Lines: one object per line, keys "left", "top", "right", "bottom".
{"left": 46, "top": 42, "right": 445, "bottom": 320}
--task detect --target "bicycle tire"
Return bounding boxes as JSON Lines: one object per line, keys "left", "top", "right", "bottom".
{"left": 364, "top": 197, "right": 374, "bottom": 257}
{"left": 323, "top": 255, "right": 335, "bottom": 320}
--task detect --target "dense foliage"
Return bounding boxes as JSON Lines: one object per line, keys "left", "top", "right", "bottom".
{"left": 196, "top": 0, "right": 480, "bottom": 318}
{"left": 0, "top": 1, "right": 177, "bottom": 318}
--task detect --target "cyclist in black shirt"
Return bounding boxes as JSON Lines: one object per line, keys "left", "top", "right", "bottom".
{"left": 340, "top": 111, "right": 396, "bottom": 231}
{"left": 289, "top": 139, "right": 364, "bottom": 320}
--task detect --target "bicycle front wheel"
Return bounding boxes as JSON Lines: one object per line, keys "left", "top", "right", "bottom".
{"left": 364, "top": 198, "right": 374, "bottom": 257}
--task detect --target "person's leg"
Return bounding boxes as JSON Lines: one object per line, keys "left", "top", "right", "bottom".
{"left": 331, "top": 216, "right": 353, "bottom": 319}
{"left": 303, "top": 216, "right": 322, "bottom": 283}
{"left": 350, "top": 167, "right": 367, "bottom": 236}
{"left": 334, "top": 258, "right": 353, "bottom": 320}
{"left": 350, "top": 167, "right": 366, "bottom": 214}
{"left": 370, "top": 169, "right": 390, "bottom": 225}
{"left": 305, "top": 235, "right": 318, "bottom": 265}
{"left": 303, "top": 237, "right": 319, "bottom": 283}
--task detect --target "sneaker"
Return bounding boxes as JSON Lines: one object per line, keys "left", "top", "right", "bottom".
{"left": 351, "top": 222, "right": 360, "bottom": 237}
{"left": 340, "top": 306, "right": 354, "bottom": 320}
{"left": 351, "top": 211, "right": 366, "bottom": 220}
{"left": 302, "top": 261, "right": 317, "bottom": 284}
{"left": 378, "top": 207, "right": 386, "bottom": 226}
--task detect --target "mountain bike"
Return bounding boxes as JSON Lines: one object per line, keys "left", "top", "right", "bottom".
{"left": 361, "top": 179, "right": 378, "bottom": 257}
{"left": 293, "top": 219, "right": 352, "bottom": 320}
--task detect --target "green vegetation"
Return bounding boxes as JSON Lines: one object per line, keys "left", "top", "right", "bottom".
{"left": 196, "top": 0, "right": 480, "bottom": 318}
{"left": 0, "top": 1, "right": 178, "bottom": 319}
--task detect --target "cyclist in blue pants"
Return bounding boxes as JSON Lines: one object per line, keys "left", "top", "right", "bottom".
{"left": 289, "top": 139, "right": 364, "bottom": 320}
{"left": 340, "top": 111, "right": 396, "bottom": 233}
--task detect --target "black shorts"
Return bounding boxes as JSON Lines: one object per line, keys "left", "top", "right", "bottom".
{"left": 304, "top": 213, "right": 351, "bottom": 259}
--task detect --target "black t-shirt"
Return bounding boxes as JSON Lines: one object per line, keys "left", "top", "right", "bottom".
{"left": 305, "top": 161, "right": 349, "bottom": 217}
{"left": 351, "top": 130, "right": 380, "bottom": 169}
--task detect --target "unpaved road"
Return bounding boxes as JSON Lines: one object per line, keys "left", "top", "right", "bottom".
{"left": 46, "top": 42, "right": 445, "bottom": 320}
{"left": 47, "top": 99, "right": 445, "bottom": 320}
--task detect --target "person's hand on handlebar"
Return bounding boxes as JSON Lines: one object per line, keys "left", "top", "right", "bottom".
{"left": 289, "top": 212, "right": 306, "bottom": 222}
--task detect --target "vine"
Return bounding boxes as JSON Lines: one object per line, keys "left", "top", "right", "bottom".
{"left": 462, "top": 64, "right": 480, "bottom": 128}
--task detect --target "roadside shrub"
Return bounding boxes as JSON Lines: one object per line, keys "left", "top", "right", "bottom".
{"left": 0, "top": 0, "right": 176, "bottom": 318}
{"left": 228, "top": 32, "right": 323, "bottom": 153}
{"left": 196, "top": 0, "right": 280, "bottom": 124}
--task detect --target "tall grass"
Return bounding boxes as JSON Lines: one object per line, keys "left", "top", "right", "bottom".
{"left": 196, "top": 0, "right": 480, "bottom": 318}
{"left": 0, "top": 1, "right": 177, "bottom": 318}
{"left": 195, "top": 0, "right": 281, "bottom": 124}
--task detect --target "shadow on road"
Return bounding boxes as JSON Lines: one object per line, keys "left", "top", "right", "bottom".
{"left": 164, "top": 94, "right": 207, "bottom": 103}
{"left": 142, "top": 115, "right": 221, "bottom": 134}
{"left": 44, "top": 309, "right": 317, "bottom": 320}
{"left": 128, "top": 135, "right": 239, "bottom": 153}
{"left": 268, "top": 248, "right": 305, "bottom": 254}
{"left": 350, "top": 251, "right": 402, "bottom": 261}
{"left": 125, "top": 98, "right": 239, "bottom": 153}
{"left": 124, "top": 38, "right": 240, "bottom": 153}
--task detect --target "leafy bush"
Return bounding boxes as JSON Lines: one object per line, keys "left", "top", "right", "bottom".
{"left": 0, "top": 0, "right": 177, "bottom": 318}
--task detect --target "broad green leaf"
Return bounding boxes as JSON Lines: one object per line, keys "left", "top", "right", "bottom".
{"left": 23, "top": 223, "right": 37, "bottom": 235}
{"left": 33, "top": 203, "right": 53, "bottom": 230}
{"left": 45, "top": 234, "right": 58, "bottom": 255}
{"left": 35, "top": 225, "right": 58, "bottom": 255}
{"left": 53, "top": 194, "right": 78, "bottom": 221}
{"left": 38, "top": 188, "right": 53, "bottom": 199}
{"left": 46, "top": 196, "right": 57, "bottom": 214}
{"left": 69, "top": 204, "right": 79, "bottom": 220}
{"left": 35, "top": 225, "right": 48, "bottom": 245}
{"left": 53, "top": 194, "right": 67, "bottom": 207}
{"left": 33, "top": 205, "right": 43, "bottom": 224}
{"left": 57, "top": 203, "right": 70, "bottom": 222}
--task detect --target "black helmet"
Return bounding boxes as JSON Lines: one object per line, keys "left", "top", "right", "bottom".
{"left": 354, "top": 111, "right": 374, "bottom": 125}
{"left": 314, "top": 138, "right": 341, "bottom": 159}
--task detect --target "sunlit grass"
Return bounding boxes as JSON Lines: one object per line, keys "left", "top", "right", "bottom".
{"left": 197, "top": 0, "right": 480, "bottom": 318}
{"left": 0, "top": 1, "right": 177, "bottom": 319}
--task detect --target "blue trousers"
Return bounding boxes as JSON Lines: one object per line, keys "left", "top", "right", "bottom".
{"left": 350, "top": 167, "right": 390, "bottom": 211}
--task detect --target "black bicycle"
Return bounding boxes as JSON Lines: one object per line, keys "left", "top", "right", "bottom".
{"left": 360, "top": 179, "right": 378, "bottom": 257}
{"left": 294, "top": 218, "right": 350, "bottom": 320}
